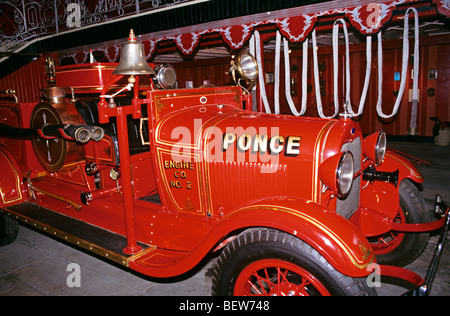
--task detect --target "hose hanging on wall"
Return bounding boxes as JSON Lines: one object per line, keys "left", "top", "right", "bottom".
{"left": 332, "top": 19, "right": 351, "bottom": 115}
{"left": 274, "top": 31, "right": 281, "bottom": 114}
{"left": 330, "top": 19, "right": 373, "bottom": 118}
{"left": 252, "top": 7, "right": 419, "bottom": 121}
{"left": 353, "top": 35, "right": 372, "bottom": 117}
{"left": 270, "top": 31, "right": 309, "bottom": 116}
{"left": 376, "top": 7, "right": 419, "bottom": 125}
{"left": 283, "top": 36, "right": 308, "bottom": 116}
{"left": 408, "top": 8, "right": 420, "bottom": 135}
{"left": 312, "top": 29, "right": 337, "bottom": 119}
{"left": 249, "top": 34, "right": 257, "bottom": 111}
{"left": 254, "top": 31, "right": 272, "bottom": 114}
{"left": 254, "top": 29, "right": 309, "bottom": 117}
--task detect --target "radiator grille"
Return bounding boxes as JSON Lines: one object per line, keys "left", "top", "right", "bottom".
{"left": 336, "top": 137, "right": 361, "bottom": 219}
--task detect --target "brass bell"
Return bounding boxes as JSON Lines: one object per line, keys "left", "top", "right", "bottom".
{"left": 113, "top": 29, "right": 155, "bottom": 76}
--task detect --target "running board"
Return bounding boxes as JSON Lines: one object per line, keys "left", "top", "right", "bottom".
{"left": 1, "top": 202, "right": 155, "bottom": 267}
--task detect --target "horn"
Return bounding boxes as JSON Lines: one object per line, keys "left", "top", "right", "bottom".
{"left": 363, "top": 167, "right": 399, "bottom": 187}
{"left": 113, "top": 29, "right": 155, "bottom": 76}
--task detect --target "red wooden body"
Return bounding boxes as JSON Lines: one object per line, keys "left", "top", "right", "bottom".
{"left": 0, "top": 62, "right": 427, "bottom": 280}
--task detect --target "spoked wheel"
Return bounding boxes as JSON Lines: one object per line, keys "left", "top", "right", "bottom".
{"left": 212, "top": 228, "right": 376, "bottom": 296}
{"left": 368, "top": 179, "right": 430, "bottom": 266}
{"left": 234, "top": 259, "right": 330, "bottom": 296}
{"left": 369, "top": 208, "right": 406, "bottom": 255}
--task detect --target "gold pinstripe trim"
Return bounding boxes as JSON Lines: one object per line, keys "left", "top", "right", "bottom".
{"left": 154, "top": 109, "right": 241, "bottom": 215}
{"left": 0, "top": 207, "right": 156, "bottom": 267}
{"left": 155, "top": 147, "right": 205, "bottom": 214}
{"left": 0, "top": 151, "right": 23, "bottom": 205}
{"left": 386, "top": 153, "right": 423, "bottom": 179}
{"left": 154, "top": 106, "right": 239, "bottom": 148}
{"left": 312, "top": 120, "right": 337, "bottom": 202}
{"left": 225, "top": 204, "right": 373, "bottom": 270}
{"left": 201, "top": 112, "right": 244, "bottom": 213}
{"left": 152, "top": 90, "right": 241, "bottom": 122}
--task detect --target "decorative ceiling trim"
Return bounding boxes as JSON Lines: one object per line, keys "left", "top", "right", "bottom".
{"left": 57, "top": 0, "right": 450, "bottom": 65}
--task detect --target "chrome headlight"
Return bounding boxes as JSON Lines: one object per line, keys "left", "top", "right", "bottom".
{"left": 375, "top": 131, "right": 387, "bottom": 164}
{"left": 230, "top": 51, "right": 258, "bottom": 89}
{"left": 337, "top": 152, "right": 354, "bottom": 196}
{"left": 235, "top": 51, "right": 258, "bottom": 81}
{"left": 319, "top": 151, "right": 354, "bottom": 197}
{"left": 363, "top": 131, "right": 387, "bottom": 165}
{"left": 153, "top": 64, "right": 177, "bottom": 89}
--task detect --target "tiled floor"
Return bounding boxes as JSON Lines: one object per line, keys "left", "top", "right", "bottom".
{"left": 0, "top": 224, "right": 217, "bottom": 296}
{"left": 0, "top": 140, "right": 449, "bottom": 296}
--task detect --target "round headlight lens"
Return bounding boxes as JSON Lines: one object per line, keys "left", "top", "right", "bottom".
{"left": 236, "top": 52, "right": 258, "bottom": 81}
{"left": 337, "top": 152, "right": 354, "bottom": 196}
{"left": 375, "top": 131, "right": 387, "bottom": 164}
{"left": 153, "top": 64, "right": 177, "bottom": 89}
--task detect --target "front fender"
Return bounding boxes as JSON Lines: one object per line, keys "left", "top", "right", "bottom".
{"left": 131, "top": 197, "right": 374, "bottom": 278}
{"left": 381, "top": 150, "right": 423, "bottom": 183}
{"left": 0, "top": 145, "right": 26, "bottom": 208}
{"left": 357, "top": 149, "right": 423, "bottom": 236}
{"left": 212, "top": 197, "right": 374, "bottom": 278}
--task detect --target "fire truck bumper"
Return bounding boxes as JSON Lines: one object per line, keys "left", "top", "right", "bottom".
{"left": 379, "top": 194, "right": 450, "bottom": 296}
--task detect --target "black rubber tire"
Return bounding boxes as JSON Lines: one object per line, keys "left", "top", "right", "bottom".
{"left": 0, "top": 213, "right": 19, "bottom": 246}
{"left": 212, "top": 227, "right": 376, "bottom": 296}
{"left": 373, "top": 179, "right": 430, "bottom": 266}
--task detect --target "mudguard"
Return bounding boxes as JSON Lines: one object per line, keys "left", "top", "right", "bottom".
{"left": 0, "top": 145, "right": 26, "bottom": 208}
{"left": 130, "top": 197, "right": 374, "bottom": 278}
{"left": 381, "top": 150, "right": 423, "bottom": 184}
{"left": 358, "top": 149, "right": 424, "bottom": 236}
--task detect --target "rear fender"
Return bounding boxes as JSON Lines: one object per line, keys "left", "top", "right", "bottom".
{"left": 0, "top": 145, "right": 26, "bottom": 208}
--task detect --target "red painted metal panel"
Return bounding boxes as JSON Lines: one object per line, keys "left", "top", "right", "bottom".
{"left": 0, "top": 58, "right": 45, "bottom": 104}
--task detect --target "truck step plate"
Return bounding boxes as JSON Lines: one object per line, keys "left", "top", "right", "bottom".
{"left": 1, "top": 202, "right": 155, "bottom": 267}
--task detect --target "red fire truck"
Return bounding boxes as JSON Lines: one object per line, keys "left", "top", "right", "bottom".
{"left": 0, "top": 33, "right": 448, "bottom": 296}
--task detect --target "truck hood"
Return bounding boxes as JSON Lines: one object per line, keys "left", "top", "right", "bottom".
{"left": 153, "top": 104, "right": 358, "bottom": 213}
